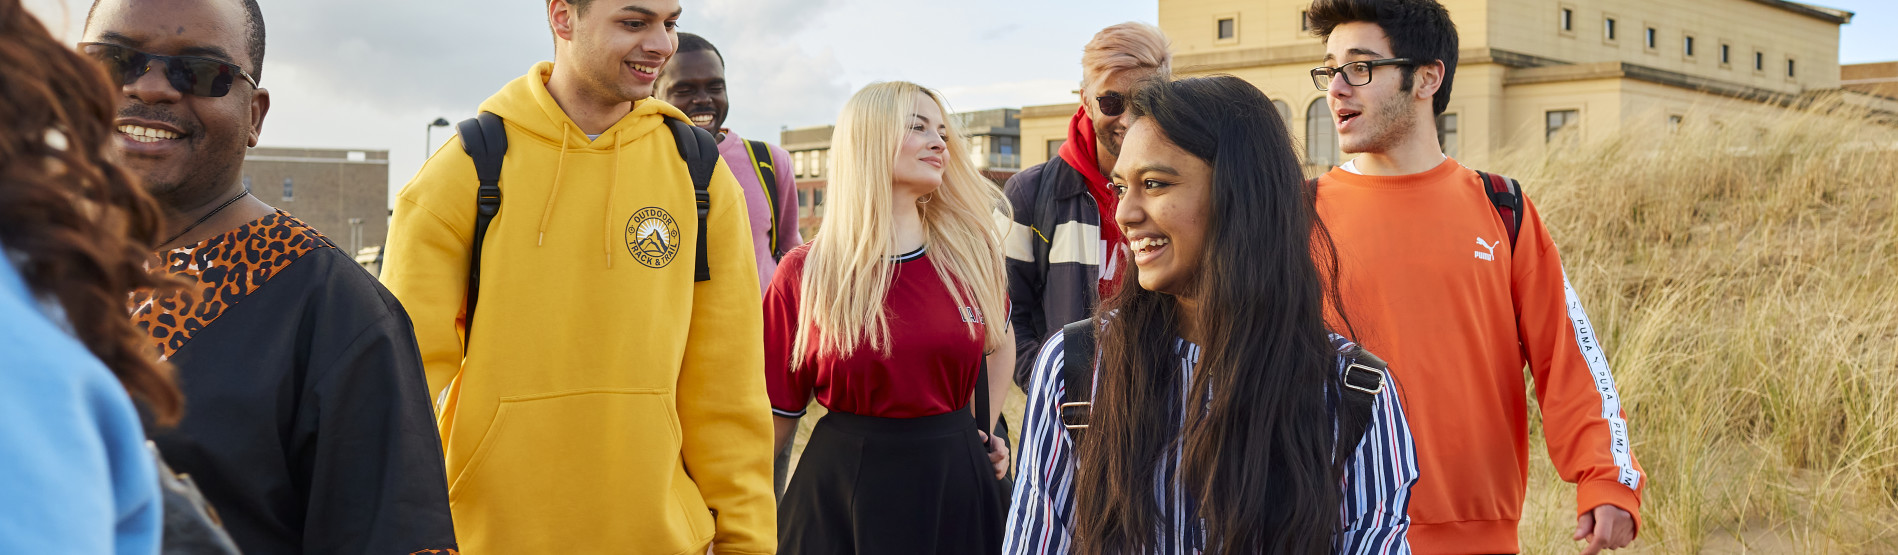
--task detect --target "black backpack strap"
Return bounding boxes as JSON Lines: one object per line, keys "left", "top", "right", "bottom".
{"left": 1335, "top": 345, "right": 1388, "bottom": 462}
{"left": 666, "top": 118, "right": 718, "bottom": 282}
{"left": 457, "top": 112, "right": 507, "bottom": 341}
{"left": 1059, "top": 319, "right": 1097, "bottom": 434}
{"left": 743, "top": 140, "right": 783, "bottom": 259}
{"left": 1473, "top": 170, "right": 1525, "bottom": 252}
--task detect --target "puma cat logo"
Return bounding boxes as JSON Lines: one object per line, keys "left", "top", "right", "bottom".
{"left": 1474, "top": 237, "right": 1501, "bottom": 261}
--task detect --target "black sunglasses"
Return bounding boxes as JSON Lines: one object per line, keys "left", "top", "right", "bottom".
{"left": 1095, "top": 91, "right": 1126, "bottom": 117}
{"left": 1310, "top": 58, "right": 1414, "bottom": 91}
{"left": 79, "top": 42, "right": 259, "bottom": 98}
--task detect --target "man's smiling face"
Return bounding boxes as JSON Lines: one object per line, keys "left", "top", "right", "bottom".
{"left": 658, "top": 49, "right": 727, "bottom": 134}
{"left": 84, "top": 0, "right": 267, "bottom": 209}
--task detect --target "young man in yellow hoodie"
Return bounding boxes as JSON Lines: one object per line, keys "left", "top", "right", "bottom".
{"left": 381, "top": 0, "right": 775, "bottom": 552}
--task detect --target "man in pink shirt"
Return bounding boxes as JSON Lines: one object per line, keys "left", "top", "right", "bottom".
{"left": 659, "top": 32, "right": 804, "bottom": 496}
{"left": 659, "top": 32, "right": 802, "bottom": 294}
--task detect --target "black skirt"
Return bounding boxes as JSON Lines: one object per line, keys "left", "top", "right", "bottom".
{"left": 779, "top": 409, "right": 1003, "bottom": 554}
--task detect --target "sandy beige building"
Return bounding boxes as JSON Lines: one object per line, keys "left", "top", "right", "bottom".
{"left": 1021, "top": 0, "right": 1895, "bottom": 174}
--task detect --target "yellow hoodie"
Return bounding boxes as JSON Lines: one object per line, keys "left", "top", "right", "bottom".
{"left": 382, "top": 62, "right": 773, "bottom": 554}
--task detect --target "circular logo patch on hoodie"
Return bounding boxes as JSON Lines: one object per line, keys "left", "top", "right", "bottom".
{"left": 625, "top": 207, "right": 681, "bottom": 269}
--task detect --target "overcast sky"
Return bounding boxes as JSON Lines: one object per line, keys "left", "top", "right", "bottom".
{"left": 23, "top": 0, "right": 1895, "bottom": 207}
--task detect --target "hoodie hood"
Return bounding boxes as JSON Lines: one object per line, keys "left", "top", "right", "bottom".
{"left": 1056, "top": 105, "right": 1127, "bottom": 298}
{"left": 480, "top": 62, "right": 690, "bottom": 151}
{"left": 476, "top": 62, "right": 699, "bottom": 266}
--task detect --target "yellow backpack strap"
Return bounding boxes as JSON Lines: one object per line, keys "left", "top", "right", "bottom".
{"left": 743, "top": 140, "right": 782, "bottom": 259}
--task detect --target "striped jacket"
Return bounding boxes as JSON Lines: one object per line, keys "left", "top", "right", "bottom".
{"left": 1004, "top": 333, "right": 1418, "bottom": 554}
{"left": 1002, "top": 158, "right": 1110, "bottom": 390}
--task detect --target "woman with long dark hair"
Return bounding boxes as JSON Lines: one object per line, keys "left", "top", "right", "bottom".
{"left": 0, "top": 0, "right": 185, "bottom": 552}
{"left": 1004, "top": 75, "right": 1418, "bottom": 554}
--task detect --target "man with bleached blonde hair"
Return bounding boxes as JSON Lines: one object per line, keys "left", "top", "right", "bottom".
{"left": 1002, "top": 21, "right": 1171, "bottom": 390}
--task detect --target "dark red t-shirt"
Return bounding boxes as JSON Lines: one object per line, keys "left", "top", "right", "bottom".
{"left": 765, "top": 244, "right": 989, "bottom": 419}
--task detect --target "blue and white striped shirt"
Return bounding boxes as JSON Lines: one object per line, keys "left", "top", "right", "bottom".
{"left": 1003, "top": 332, "right": 1419, "bottom": 554}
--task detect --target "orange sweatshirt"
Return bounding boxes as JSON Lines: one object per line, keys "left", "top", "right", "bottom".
{"left": 1316, "top": 158, "right": 1643, "bottom": 554}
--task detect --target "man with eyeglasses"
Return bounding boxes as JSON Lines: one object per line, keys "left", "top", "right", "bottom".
{"left": 1001, "top": 22, "right": 1171, "bottom": 391}
{"left": 81, "top": 0, "right": 456, "bottom": 553}
{"left": 1304, "top": 1, "right": 1644, "bottom": 554}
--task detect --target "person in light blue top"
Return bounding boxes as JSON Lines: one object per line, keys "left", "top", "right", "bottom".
{"left": 0, "top": 1, "right": 190, "bottom": 552}
{"left": 0, "top": 249, "right": 162, "bottom": 555}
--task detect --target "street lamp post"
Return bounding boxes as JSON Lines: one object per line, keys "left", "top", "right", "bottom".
{"left": 425, "top": 117, "right": 451, "bottom": 162}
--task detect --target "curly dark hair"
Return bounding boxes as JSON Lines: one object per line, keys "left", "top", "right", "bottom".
{"left": 1, "top": 0, "right": 183, "bottom": 425}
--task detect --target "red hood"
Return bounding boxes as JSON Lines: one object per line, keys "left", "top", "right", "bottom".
{"left": 1055, "top": 106, "right": 1127, "bottom": 298}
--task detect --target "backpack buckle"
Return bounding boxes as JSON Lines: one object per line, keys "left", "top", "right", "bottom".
{"left": 1059, "top": 401, "right": 1091, "bottom": 430}
{"left": 1343, "top": 363, "right": 1385, "bottom": 395}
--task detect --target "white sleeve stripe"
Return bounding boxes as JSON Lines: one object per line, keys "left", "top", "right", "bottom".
{"left": 1004, "top": 216, "right": 1037, "bottom": 262}
{"left": 1047, "top": 222, "right": 1102, "bottom": 265}
{"left": 1562, "top": 269, "right": 1642, "bottom": 491}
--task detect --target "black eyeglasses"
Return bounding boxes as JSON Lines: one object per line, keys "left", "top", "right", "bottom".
{"left": 1094, "top": 91, "right": 1126, "bottom": 117}
{"left": 1310, "top": 58, "right": 1413, "bottom": 91}
{"left": 79, "top": 42, "right": 259, "bottom": 98}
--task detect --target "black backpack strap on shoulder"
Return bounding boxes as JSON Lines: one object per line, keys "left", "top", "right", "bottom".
{"left": 1473, "top": 170, "right": 1525, "bottom": 252}
{"left": 1336, "top": 345, "right": 1388, "bottom": 462}
{"left": 743, "top": 140, "right": 782, "bottom": 259}
{"left": 457, "top": 111, "right": 507, "bottom": 341}
{"left": 1059, "top": 319, "right": 1097, "bottom": 434}
{"left": 666, "top": 118, "right": 718, "bottom": 282}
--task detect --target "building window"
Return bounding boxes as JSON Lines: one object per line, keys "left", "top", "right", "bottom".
{"left": 281, "top": 177, "right": 293, "bottom": 202}
{"left": 1046, "top": 139, "right": 1065, "bottom": 159}
{"left": 1560, "top": 8, "right": 1573, "bottom": 31}
{"left": 810, "top": 149, "right": 824, "bottom": 178}
{"left": 1604, "top": 18, "right": 1616, "bottom": 41}
{"left": 794, "top": 151, "right": 807, "bottom": 178}
{"left": 1755, "top": 51, "right": 1764, "bottom": 71}
{"left": 1721, "top": 44, "right": 1731, "bottom": 65}
{"left": 1546, "top": 109, "right": 1580, "bottom": 142}
{"left": 1437, "top": 113, "right": 1459, "bottom": 158}
{"left": 1787, "top": 58, "right": 1796, "bottom": 77}
{"left": 1301, "top": 10, "right": 1312, "bottom": 32}
{"left": 1217, "top": 17, "right": 1235, "bottom": 40}
{"left": 1305, "top": 99, "right": 1337, "bottom": 167}
{"left": 1684, "top": 36, "right": 1695, "bottom": 57}
{"left": 1644, "top": 27, "right": 1656, "bottom": 49}
{"left": 1272, "top": 100, "right": 1291, "bottom": 126}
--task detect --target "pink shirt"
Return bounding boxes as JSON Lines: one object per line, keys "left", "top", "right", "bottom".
{"left": 717, "top": 130, "right": 804, "bottom": 292}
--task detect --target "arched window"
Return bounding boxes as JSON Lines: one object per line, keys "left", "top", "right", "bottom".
{"left": 1305, "top": 98, "right": 1337, "bottom": 168}
{"left": 1272, "top": 100, "right": 1291, "bottom": 127}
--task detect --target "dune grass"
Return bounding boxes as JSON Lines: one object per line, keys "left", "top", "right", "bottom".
{"left": 1500, "top": 98, "right": 1898, "bottom": 553}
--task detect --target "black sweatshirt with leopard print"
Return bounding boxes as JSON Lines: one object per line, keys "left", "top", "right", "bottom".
{"left": 132, "top": 210, "right": 456, "bottom": 554}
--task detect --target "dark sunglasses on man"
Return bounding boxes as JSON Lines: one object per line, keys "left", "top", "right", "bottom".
{"left": 1310, "top": 58, "right": 1414, "bottom": 91}
{"left": 1094, "top": 91, "right": 1126, "bottom": 117}
{"left": 78, "top": 42, "right": 259, "bottom": 98}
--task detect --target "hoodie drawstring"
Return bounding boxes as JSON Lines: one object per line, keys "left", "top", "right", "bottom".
{"left": 537, "top": 122, "right": 572, "bottom": 246}
{"left": 604, "top": 131, "right": 621, "bottom": 268}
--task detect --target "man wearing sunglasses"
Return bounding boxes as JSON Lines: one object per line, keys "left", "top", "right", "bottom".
{"left": 81, "top": 0, "right": 457, "bottom": 553}
{"left": 382, "top": 1, "right": 774, "bottom": 553}
{"left": 1304, "top": 1, "right": 1644, "bottom": 554}
{"left": 1001, "top": 22, "right": 1170, "bottom": 392}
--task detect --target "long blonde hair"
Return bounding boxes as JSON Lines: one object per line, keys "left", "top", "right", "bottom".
{"left": 791, "top": 82, "right": 1010, "bottom": 370}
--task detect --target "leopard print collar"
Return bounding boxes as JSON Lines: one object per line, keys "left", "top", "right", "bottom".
{"left": 132, "top": 210, "right": 333, "bottom": 361}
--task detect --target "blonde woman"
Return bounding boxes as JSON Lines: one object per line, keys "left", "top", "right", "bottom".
{"left": 765, "top": 81, "right": 1014, "bottom": 554}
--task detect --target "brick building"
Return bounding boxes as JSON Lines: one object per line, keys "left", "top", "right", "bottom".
{"left": 241, "top": 147, "right": 390, "bottom": 257}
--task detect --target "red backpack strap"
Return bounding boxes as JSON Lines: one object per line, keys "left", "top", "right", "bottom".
{"left": 1473, "top": 170, "right": 1524, "bottom": 252}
